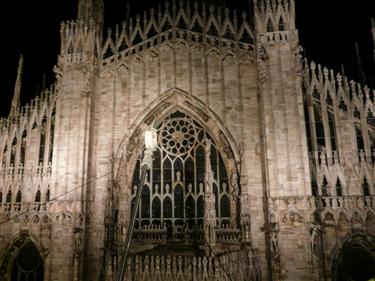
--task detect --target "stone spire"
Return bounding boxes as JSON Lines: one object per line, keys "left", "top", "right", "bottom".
{"left": 355, "top": 42, "right": 367, "bottom": 85}
{"left": 77, "top": 0, "right": 104, "bottom": 28}
{"left": 372, "top": 18, "right": 375, "bottom": 63}
{"left": 9, "top": 55, "right": 23, "bottom": 119}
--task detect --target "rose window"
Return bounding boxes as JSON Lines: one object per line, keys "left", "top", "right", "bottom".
{"left": 159, "top": 117, "right": 197, "bottom": 156}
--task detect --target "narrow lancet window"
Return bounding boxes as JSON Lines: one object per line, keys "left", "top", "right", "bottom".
{"left": 336, "top": 178, "right": 342, "bottom": 196}
{"left": 20, "top": 130, "right": 27, "bottom": 167}
{"left": 267, "top": 18, "right": 274, "bottom": 32}
{"left": 38, "top": 117, "right": 47, "bottom": 165}
{"left": 278, "top": 17, "right": 285, "bottom": 31}
{"left": 362, "top": 177, "right": 370, "bottom": 196}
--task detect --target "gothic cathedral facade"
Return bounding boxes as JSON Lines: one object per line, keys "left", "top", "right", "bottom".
{"left": 0, "top": 0, "right": 374, "bottom": 280}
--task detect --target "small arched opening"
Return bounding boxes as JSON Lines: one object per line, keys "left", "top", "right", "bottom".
{"left": 331, "top": 234, "right": 375, "bottom": 281}
{"left": 0, "top": 236, "right": 44, "bottom": 281}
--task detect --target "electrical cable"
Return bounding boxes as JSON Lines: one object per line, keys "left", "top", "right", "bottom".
{"left": 0, "top": 162, "right": 125, "bottom": 225}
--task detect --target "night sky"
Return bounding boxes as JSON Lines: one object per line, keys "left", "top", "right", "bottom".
{"left": 0, "top": 0, "right": 374, "bottom": 117}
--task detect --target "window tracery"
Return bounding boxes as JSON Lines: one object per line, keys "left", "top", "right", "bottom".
{"left": 11, "top": 241, "right": 44, "bottom": 281}
{"left": 131, "top": 112, "right": 233, "bottom": 238}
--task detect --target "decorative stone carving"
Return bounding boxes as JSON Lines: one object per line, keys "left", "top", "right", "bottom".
{"left": 126, "top": 128, "right": 143, "bottom": 161}
{"left": 159, "top": 115, "right": 197, "bottom": 156}
{"left": 218, "top": 131, "right": 233, "bottom": 159}
{"left": 309, "top": 225, "right": 320, "bottom": 258}
{"left": 183, "top": 101, "right": 209, "bottom": 122}
{"left": 230, "top": 171, "right": 239, "bottom": 200}
{"left": 73, "top": 228, "right": 83, "bottom": 257}
{"left": 144, "top": 102, "right": 172, "bottom": 125}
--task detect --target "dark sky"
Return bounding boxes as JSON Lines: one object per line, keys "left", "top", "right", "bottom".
{"left": 0, "top": 0, "right": 374, "bottom": 117}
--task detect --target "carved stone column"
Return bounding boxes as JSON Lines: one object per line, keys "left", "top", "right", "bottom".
{"left": 204, "top": 139, "right": 216, "bottom": 245}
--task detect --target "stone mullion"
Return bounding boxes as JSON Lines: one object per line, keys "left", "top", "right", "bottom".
{"left": 18, "top": 130, "right": 27, "bottom": 169}
{"left": 194, "top": 149, "right": 198, "bottom": 224}
{"left": 171, "top": 158, "right": 176, "bottom": 225}
{"left": 320, "top": 94, "right": 333, "bottom": 163}
{"left": 150, "top": 156, "right": 154, "bottom": 223}
{"left": 337, "top": 107, "right": 352, "bottom": 167}
{"left": 203, "top": 139, "right": 216, "bottom": 244}
{"left": 161, "top": 154, "right": 165, "bottom": 224}
{"left": 346, "top": 99, "right": 360, "bottom": 164}
{"left": 0, "top": 141, "right": 6, "bottom": 169}
{"left": 332, "top": 92, "right": 344, "bottom": 162}
{"left": 308, "top": 98, "right": 319, "bottom": 163}
{"left": 360, "top": 110, "right": 371, "bottom": 158}
{"left": 13, "top": 131, "right": 20, "bottom": 174}
{"left": 43, "top": 112, "right": 52, "bottom": 169}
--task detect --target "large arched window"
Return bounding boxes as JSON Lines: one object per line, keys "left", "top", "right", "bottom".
{"left": 131, "top": 111, "right": 232, "bottom": 237}
{"left": 11, "top": 241, "right": 44, "bottom": 281}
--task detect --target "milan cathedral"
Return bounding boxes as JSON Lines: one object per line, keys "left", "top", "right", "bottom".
{"left": 0, "top": 0, "right": 374, "bottom": 280}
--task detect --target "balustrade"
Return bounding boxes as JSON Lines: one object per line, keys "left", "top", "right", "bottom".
{"left": 132, "top": 223, "right": 240, "bottom": 244}
{"left": 122, "top": 250, "right": 254, "bottom": 281}
{"left": 0, "top": 202, "right": 49, "bottom": 215}
{"left": 269, "top": 195, "right": 375, "bottom": 216}
{"left": 215, "top": 225, "right": 241, "bottom": 243}
{"left": 315, "top": 196, "right": 374, "bottom": 210}
{"left": 134, "top": 224, "right": 168, "bottom": 242}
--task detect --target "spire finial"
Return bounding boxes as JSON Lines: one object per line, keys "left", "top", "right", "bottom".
{"left": 9, "top": 55, "right": 23, "bottom": 119}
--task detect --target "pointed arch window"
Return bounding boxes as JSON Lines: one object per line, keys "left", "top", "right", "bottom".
{"left": 335, "top": 178, "right": 343, "bottom": 196}
{"left": 38, "top": 116, "right": 47, "bottom": 165}
{"left": 1, "top": 144, "right": 7, "bottom": 168}
{"left": 16, "top": 190, "right": 22, "bottom": 203}
{"left": 15, "top": 189, "right": 22, "bottom": 211}
{"left": 48, "top": 107, "right": 56, "bottom": 163}
{"left": 10, "top": 138, "right": 17, "bottom": 166}
{"left": 131, "top": 111, "right": 234, "bottom": 239}
{"left": 321, "top": 176, "right": 329, "bottom": 197}
{"left": 362, "top": 177, "right": 370, "bottom": 196}
{"left": 20, "top": 130, "right": 27, "bottom": 167}
{"left": 45, "top": 186, "right": 50, "bottom": 202}
{"left": 5, "top": 189, "right": 12, "bottom": 212}
{"left": 314, "top": 106, "right": 325, "bottom": 151}
{"left": 6, "top": 190, "right": 12, "bottom": 203}
{"left": 328, "top": 111, "right": 337, "bottom": 151}
{"left": 311, "top": 179, "right": 318, "bottom": 196}
{"left": 278, "top": 17, "right": 285, "bottom": 31}
{"left": 11, "top": 241, "right": 44, "bottom": 281}
{"left": 267, "top": 18, "right": 274, "bottom": 32}
{"left": 355, "top": 123, "right": 364, "bottom": 151}
{"left": 303, "top": 88, "right": 313, "bottom": 152}
{"left": 338, "top": 98, "right": 348, "bottom": 112}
